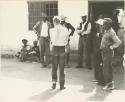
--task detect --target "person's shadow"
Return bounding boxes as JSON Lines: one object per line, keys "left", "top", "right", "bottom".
{"left": 80, "top": 83, "right": 111, "bottom": 101}
{"left": 28, "top": 89, "right": 60, "bottom": 102}
{"left": 86, "top": 85, "right": 111, "bottom": 101}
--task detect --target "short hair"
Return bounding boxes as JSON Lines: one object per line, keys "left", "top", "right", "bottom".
{"left": 53, "top": 16, "right": 60, "bottom": 24}
{"left": 81, "top": 15, "right": 87, "bottom": 19}
{"left": 22, "top": 39, "right": 28, "bottom": 43}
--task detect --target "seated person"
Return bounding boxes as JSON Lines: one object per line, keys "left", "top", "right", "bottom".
{"left": 16, "top": 39, "right": 31, "bottom": 61}
{"left": 28, "top": 40, "right": 40, "bottom": 62}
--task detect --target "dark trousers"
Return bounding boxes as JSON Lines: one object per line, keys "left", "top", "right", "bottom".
{"left": 102, "top": 48, "right": 114, "bottom": 84}
{"left": 77, "top": 36, "right": 92, "bottom": 68}
{"left": 39, "top": 37, "right": 50, "bottom": 65}
{"left": 52, "top": 46, "right": 65, "bottom": 83}
{"left": 93, "top": 50, "right": 104, "bottom": 84}
{"left": 65, "top": 42, "right": 70, "bottom": 65}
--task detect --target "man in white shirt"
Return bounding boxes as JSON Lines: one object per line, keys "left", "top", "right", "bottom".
{"left": 50, "top": 16, "right": 69, "bottom": 90}
{"left": 33, "top": 14, "right": 51, "bottom": 68}
{"left": 76, "top": 15, "right": 92, "bottom": 69}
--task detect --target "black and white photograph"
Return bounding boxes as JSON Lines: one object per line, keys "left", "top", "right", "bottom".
{"left": 0, "top": 0, "right": 125, "bottom": 102}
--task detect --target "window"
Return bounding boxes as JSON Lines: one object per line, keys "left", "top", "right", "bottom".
{"left": 28, "top": 1, "right": 58, "bottom": 30}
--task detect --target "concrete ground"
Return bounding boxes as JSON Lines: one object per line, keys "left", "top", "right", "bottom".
{"left": 0, "top": 58, "right": 125, "bottom": 102}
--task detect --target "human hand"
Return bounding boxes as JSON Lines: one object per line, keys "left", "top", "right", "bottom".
{"left": 96, "top": 33, "right": 99, "bottom": 37}
{"left": 110, "top": 46, "right": 113, "bottom": 50}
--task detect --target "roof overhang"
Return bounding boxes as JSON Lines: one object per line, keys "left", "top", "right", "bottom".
{"left": 88, "top": 0, "right": 124, "bottom": 2}
{"left": 27, "top": 0, "right": 58, "bottom": 2}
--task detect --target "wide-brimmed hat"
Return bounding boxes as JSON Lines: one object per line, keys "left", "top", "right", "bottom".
{"left": 60, "top": 15, "right": 67, "bottom": 21}
{"left": 95, "top": 19, "right": 105, "bottom": 25}
{"left": 103, "top": 18, "right": 112, "bottom": 23}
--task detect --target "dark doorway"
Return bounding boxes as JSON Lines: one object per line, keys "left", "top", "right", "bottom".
{"left": 88, "top": 1, "right": 124, "bottom": 22}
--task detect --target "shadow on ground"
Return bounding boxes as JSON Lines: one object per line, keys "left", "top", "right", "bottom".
{"left": 28, "top": 89, "right": 61, "bottom": 101}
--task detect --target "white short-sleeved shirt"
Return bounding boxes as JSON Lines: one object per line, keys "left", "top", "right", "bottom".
{"left": 50, "top": 25, "right": 69, "bottom": 46}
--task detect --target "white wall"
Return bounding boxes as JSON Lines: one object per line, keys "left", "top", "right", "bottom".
{"left": 58, "top": 0, "right": 88, "bottom": 50}
{"left": 0, "top": 0, "right": 88, "bottom": 52}
{"left": 0, "top": 0, "right": 36, "bottom": 51}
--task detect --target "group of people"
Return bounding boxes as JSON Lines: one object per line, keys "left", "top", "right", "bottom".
{"left": 32, "top": 13, "right": 122, "bottom": 90}
{"left": 16, "top": 39, "right": 40, "bottom": 62}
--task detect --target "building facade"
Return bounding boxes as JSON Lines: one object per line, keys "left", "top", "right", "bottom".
{"left": 0, "top": 0, "right": 124, "bottom": 53}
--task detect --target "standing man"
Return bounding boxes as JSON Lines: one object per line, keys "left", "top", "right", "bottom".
{"left": 112, "top": 9, "right": 120, "bottom": 34}
{"left": 76, "top": 15, "right": 92, "bottom": 69}
{"left": 92, "top": 15, "right": 105, "bottom": 85}
{"left": 33, "top": 14, "right": 51, "bottom": 68}
{"left": 50, "top": 16, "right": 69, "bottom": 90}
{"left": 60, "top": 15, "right": 75, "bottom": 68}
{"left": 100, "top": 18, "right": 121, "bottom": 90}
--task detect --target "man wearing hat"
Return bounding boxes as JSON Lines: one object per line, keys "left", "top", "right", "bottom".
{"left": 92, "top": 15, "right": 105, "bottom": 85}
{"left": 76, "top": 15, "right": 92, "bottom": 69}
{"left": 33, "top": 13, "right": 51, "bottom": 68}
{"left": 60, "top": 15, "right": 75, "bottom": 68}
{"left": 50, "top": 16, "right": 69, "bottom": 90}
{"left": 100, "top": 18, "right": 121, "bottom": 90}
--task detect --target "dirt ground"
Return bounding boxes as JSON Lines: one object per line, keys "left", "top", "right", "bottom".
{"left": 0, "top": 57, "right": 125, "bottom": 102}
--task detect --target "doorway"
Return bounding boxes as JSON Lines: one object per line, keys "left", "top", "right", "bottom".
{"left": 88, "top": 1, "right": 124, "bottom": 22}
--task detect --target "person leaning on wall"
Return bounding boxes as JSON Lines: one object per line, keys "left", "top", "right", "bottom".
{"left": 76, "top": 14, "right": 92, "bottom": 69}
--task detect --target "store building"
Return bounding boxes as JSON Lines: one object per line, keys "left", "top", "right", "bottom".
{"left": 0, "top": 0, "right": 124, "bottom": 52}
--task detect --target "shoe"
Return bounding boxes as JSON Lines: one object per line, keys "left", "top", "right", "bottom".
{"left": 92, "top": 79, "right": 98, "bottom": 82}
{"left": 65, "top": 64, "right": 70, "bottom": 68}
{"left": 45, "top": 64, "right": 50, "bottom": 68}
{"left": 92, "top": 80, "right": 98, "bottom": 84}
{"left": 87, "top": 67, "right": 92, "bottom": 70}
{"left": 103, "top": 82, "right": 115, "bottom": 90}
{"left": 60, "top": 86, "right": 66, "bottom": 90}
{"left": 97, "top": 81, "right": 105, "bottom": 86}
{"left": 75, "top": 65, "right": 83, "bottom": 68}
{"left": 52, "top": 83, "right": 56, "bottom": 89}
{"left": 86, "top": 67, "right": 92, "bottom": 70}
{"left": 41, "top": 64, "right": 46, "bottom": 68}
{"left": 60, "top": 82, "right": 66, "bottom": 90}
{"left": 103, "top": 85, "right": 109, "bottom": 90}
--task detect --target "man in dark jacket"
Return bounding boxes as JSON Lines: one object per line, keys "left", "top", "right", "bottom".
{"left": 33, "top": 13, "right": 51, "bottom": 68}
{"left": 76, "top": 15, "right": 92, "bottom": 69}
{"left": 60, "top": 15, "right": 75, "bottom": 68}
{"left": 92, "top": 16, "right": 105, "bottom": 85}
